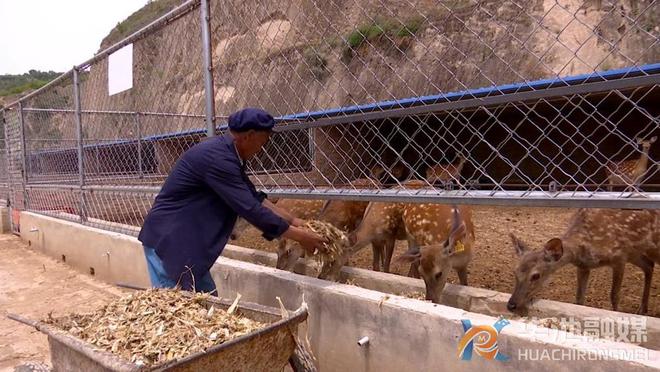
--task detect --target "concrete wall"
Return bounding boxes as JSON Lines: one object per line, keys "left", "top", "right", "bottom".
{"left": 17, "top": 212, "right": 660, "bottom": 371}
{"left": 19, "top": 212, "right": 150, "bottom": 288}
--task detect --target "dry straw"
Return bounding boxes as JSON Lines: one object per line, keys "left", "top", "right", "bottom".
{"left": 300, "top": 220, "right": 349, "bottom": 267}
{"left": 44, "top": 288, "right": 266, "bottom": 367}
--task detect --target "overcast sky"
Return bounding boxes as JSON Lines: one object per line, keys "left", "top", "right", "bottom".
{"left": 0, "top": 0, "right": 150, "bottom": 75}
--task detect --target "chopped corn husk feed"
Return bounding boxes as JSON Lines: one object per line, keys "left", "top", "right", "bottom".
{"left": 43, "top": 288, "right": 266, "bottom": 367}
{"left": 301, "top": 220, "right": 349, "bottom": 266}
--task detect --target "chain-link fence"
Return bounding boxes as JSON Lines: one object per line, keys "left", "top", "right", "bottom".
{"left": 1, "top": 0, "right": 658, "bottom": 236}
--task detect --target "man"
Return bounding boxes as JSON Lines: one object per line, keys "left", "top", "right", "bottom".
{"left": 138, "top": 107, "right": 326, "bottom": 293}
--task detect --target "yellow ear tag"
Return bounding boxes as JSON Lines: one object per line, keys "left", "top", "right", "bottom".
{"left": 454, "top": 240, "right": 465, "bottom": 253}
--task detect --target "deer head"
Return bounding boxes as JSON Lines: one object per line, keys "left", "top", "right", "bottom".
{"left": 637, "top": 136, "right": 657, "bottom": 151}
{"left": 276, "top": 240, "right": 303, "bottom": 271}
{"left": 507, "top": 234, "right": 564, "bottom": 313}
{"left": 425, "top": 154, "right": 466, "bottom": 185}
{"left": 398, "top": 207, "right": 469, "bottom": 303}
{"left": 637, "top": 136, "right": 658, "bottom": 154}
{"left": 370, "top": 162, "right": 409, "bottom": 185}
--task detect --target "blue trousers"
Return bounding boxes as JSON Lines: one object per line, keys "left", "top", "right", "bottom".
{"left": 142, "top": 246, "right": 217, "bottom": 295}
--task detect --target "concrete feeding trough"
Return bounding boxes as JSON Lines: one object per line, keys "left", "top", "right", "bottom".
{"left": 16, "top": 212, "right": 660, "bottom": 370}
{"left": 221, "top": 244, "right": 660, "bottom": 351}
{"left": 8, "top": 294, "right": 308, "bottom": 372}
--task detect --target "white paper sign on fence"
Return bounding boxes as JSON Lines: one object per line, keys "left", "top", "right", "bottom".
{"left": 108, "top": 44, "right": 133, "bottom": 96}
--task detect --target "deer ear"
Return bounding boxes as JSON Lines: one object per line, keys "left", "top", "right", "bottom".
{"left": 509, "top": 233, "right": 529, "bottom": 256}
{"left": 637, "top": 137, "right": 644, "bottom": 144}
{"left": 396, "top": 246, "right": 421, "bottom": 264}
{"left": 651, "top": 136, "right": 658, "bottom": 143}
{"left": 543, "top": 238, "right": 564, "bottom": 262}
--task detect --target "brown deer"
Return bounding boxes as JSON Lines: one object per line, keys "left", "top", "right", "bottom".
{"left": 370, "top": 161, "right": 409, "bottom": 186}
{"left": 426, "top": 154, "right": 467, "bottom": 186}
{"left": 605, "top": 136, "right": 656, "bottom": 192}
{"left": 229, "top": 198, "right": 325, "bottom": 242}
{"left": 508, "top": 208, "right": 659, "bottom": 315}
{"left": 277, "top": 178, "right": 388, "bottom": 273}
{"left": 228, "top": 198, "right": 326, "bottom": 270}
{"left": 397, "top": 203, "right": 475, "bottom": 303}
{"left": 265, "top": 198, "right": 326, "bottom": 270}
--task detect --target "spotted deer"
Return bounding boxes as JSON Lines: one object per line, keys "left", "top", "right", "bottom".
{"left": 508, "top": 208, "right": 659, "bottom": 315}
{"left": 605, "top": 136, "right": 656, "bottom": 192}
{"left": 277, "top": 178, "right": 387, "bottom": 273}
{"left": 397, "top": 202, "right": 475, "bottom": 303}
{"left": 330, "top": 180, "right": 476, "bottom": 294}
{"left": 314, "top": 183, "right": 411, "bottom": 280}
{"left": 317, "top": 199, "right": 407, "bottom": 281}
{"left": 315, "top": 178, "right": 399, "bottom": 272}
{"left": 426, "top": 154, "right": 467, "bottom": 187}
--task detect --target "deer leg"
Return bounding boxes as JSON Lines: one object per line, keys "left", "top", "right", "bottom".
{"left": 629, "top": 254, "right": 654, "bottom": 314}
{"left": 371, "top": 240, "right": 383, "bottom": 272}
{"left": 407, "top": 264, "right": 420, "bottom": 279}
{"left": 406, "top": 239, "right": 421, "bottom": 279}
{"left": 456, "top": 266, "right": 468, "bottom": 286}
{"left": 610, "top": 263, "right": 625, "bottom": 312}
{"left": 576, "top": 267, "right": 590, "bottom": 305}
{"left": 382, "top": 238, "right": 395, "bottom": 273}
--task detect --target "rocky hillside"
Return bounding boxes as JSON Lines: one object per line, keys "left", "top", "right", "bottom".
{"left": 11, "top": 0, "right": 660, "bottom": 142}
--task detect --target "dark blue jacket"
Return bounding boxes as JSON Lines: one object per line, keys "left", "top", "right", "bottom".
{"left": 138, "top": 134, "right": 289, "bottom": 289}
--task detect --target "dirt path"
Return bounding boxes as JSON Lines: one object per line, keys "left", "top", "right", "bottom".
{"left": 0, "top": 234, "right": 126, "bottom": 371}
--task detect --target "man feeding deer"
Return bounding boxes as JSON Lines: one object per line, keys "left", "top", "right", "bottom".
{"left": 138, "top": 107, "right": 327, "bottom": 294}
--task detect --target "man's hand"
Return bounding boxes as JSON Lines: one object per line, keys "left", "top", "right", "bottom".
{"left": 281, "top": 225, "right": 327, "bottom": 254}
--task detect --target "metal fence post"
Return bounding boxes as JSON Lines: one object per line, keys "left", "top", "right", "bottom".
{"left": 1, "top": 110, "right": 9, "bottom": 206}
{"left": 73, "top": 67, "right": 86, "bottom": 222}
{"left": 200, "top": 0, "right": 216, "bottom": 137}
{"left": 17, "top": 102, "right": 28, "bottom": 211}
{"left": 0, "top": 110, "right": 4, "bottom": 203}
{"left": 135, "top": 112, "right": 143, "bottom": 179}
{"left": 2, "top": 109, "right": 15, "bottom": 231}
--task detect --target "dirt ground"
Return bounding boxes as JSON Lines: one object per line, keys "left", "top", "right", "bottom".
{"left": 0, "top": 234, "right": 126, "bottom": 371}
{"left": 233, "top": 206, "right": 660, "bottom": 318}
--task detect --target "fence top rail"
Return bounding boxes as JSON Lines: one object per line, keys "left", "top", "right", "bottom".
{"left": 0, "top": 0, "right": 200, "bottom": 112}
{"left": 265, "top": 188, "right": 660, "bottom": 210}
{"left": 21, "top": 182, "right": 660, "bottom": 208}
{"left": 75, "top": 0, "right": 199, "bottom": 70}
